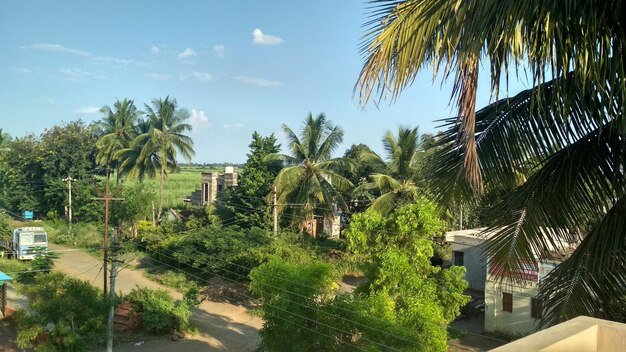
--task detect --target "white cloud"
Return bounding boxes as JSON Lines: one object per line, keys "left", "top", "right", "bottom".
{"left": 235, "top": 75, "right": 282, "bottom": 88}
{"left": 75, "top": 106, "right": 100, "bottom": 115}
{"left": 189, "top": 109, "right": 211, "bottom": 129}
{"left": 54, "top": 68, "right": 106, "bottom": 81}
{"left": 11, "top": 67, "right": 31, "bottom": 74}
{"left": 178, "top": 48, "right": 197, "bottom": 60}
{"left": 145, "top": 73, "right": 170, "bottom": 81}
{"left": 223, "top": 122, "right": 243, "bottom": 131}
{"left": 181, "top": 71, "right": 213, "bottom": 82}
{"left": 150, "top": 44, "right": 169, "bottom": 54}
{"left": 212, "top": 45, "right": 225, "bottom": 57}
{"left": 91, "top": 56, "right": 150, "bottom": 67}
{"left": 252, "top": 29, "right": 283, "bottom": 45}
{"left": 21, "top": 43, "right": 91, "bottom": 56}
{"left": 41, "top": 96, "right": 56, "bottom": 103}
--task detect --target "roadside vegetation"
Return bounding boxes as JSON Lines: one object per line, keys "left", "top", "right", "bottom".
{"left": 1, "top": 0, "right": 624, "bottom": 349}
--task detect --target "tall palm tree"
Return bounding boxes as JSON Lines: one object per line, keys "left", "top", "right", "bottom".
{"left": 118, "top": 97, "right": 194, "bottom": 221}
{"left": 270, "top": 113, "right": 352, "bottom": 231}
{"left": 95, "top": 99, "right": 141, "bottom": 184}
{"left": 356, "top": 0, "right": 626, "bottom": 325}
{"left": 357, "top": 126, "right": 421, "bottom": 215}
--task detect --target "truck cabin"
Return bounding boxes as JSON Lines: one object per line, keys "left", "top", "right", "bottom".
{"left": 13, "top": 227, "right": 48, "bottom": 260}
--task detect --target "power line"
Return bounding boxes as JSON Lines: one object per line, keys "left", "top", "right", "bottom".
{"left": 131, "top": 242, "right": 407, "bottom": 352}
{"left": 131, "top": 241, "right": 419, "bottom": 349}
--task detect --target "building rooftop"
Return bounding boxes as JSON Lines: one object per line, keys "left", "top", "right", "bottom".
{"left": 490, "top": 316, "right": 626, "bottom": 352}
{"left": 0, "top": 271, "right": 13, "bottom": 282}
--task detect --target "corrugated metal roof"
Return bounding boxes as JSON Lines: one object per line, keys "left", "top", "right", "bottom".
{"left": 0, "top": 271, "right": 13, "bottom": 281}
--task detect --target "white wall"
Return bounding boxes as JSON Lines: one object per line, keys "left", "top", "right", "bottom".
{"left": 484, "top": 280, "right": 540, "bottom": 335}
{"left": 451, "top": 243, "right": 486, "bottom": 292}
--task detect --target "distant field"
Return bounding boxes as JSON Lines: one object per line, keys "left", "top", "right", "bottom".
{"left": 124, "top": 166, "right": 239, "bottom": 209}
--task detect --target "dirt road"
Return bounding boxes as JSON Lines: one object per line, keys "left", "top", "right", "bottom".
{"left": 49, "top": 244, "right": 262, "bottom": 351}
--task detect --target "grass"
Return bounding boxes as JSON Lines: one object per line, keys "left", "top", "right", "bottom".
{"left": 122, "top": 166, "right": 239, "bottom": 209}
{"left": 0, "top": 257, "right": 30, "bottom": 277}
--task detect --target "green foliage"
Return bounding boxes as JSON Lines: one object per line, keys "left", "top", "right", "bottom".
{"left": 155, "top": 227, "right": 268, "bottom": 282}
{"left": 216, "top": 132, "right": 282, "bottom": 229}
{"left": 269, "top": 113, "right": 353, "bottom": 229}
{"left": 346, "top": 201, "right": 468, "bottom": 349}
{"left": 0, "top": 121, "right": 100, "bottom": 220}
{"left": 250, "top": 259, "right": 339, "bottom": 352}
{"left": 116, "top": 96, "right": 195, "bottom": 221}
{"left": 110, "top": 182, "right": 157, "bottom": 227}
{"left": 45, "top": 221, "right": 102, "bottom": 250}
{"left": 354, "top": 127, "right": 426, "bottom": 215}
{"left": 126, "top": 287, "right": 193, "bottom": 334}
{"left": 16, "top": 272, "right": 106, "bottom": 351}
{"left": 250, "top": 202, "right": 468, "bottom": 351}
{"left": 0, "top": 210, "right": 10, "bottom": 239}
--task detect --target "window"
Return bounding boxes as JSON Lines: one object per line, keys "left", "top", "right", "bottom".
{"left": 453, "top": 251, "right": 464, "bottom": 266}
{"left": 531, "top": 297, "right": 542, "bottom": 319}
{"left": 502, "top": 292, "right": 513, "bottom": 312}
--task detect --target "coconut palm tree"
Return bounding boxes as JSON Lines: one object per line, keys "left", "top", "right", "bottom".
{"left": 356, "top": 126, "right": 421, "bottom": 215}
{"left": 118, "top": 97, "right": 194, "bottom": 221}
{"left": 356, "top": 0, "right": 626, "bottom": 325}
{"left": 269, "top": 113, "right": 352, "bottom": 232}
{"left": 95, "top": 98, "right": 141, "bottom": 184}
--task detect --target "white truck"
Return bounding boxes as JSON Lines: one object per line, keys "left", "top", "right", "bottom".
{"left": 1, "top": 227, "right": 48, "bottom": 260}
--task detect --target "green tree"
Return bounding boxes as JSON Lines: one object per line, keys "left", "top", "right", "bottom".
{"left": 118, "top": 97, "right": 195, "bottom": 222}
{"left": 356, "top": 126, "right": 422, "bottom": 215}
{"left": 16, "top": 272, "right": 106, "bottom": 351}
{"left": 96, "top": 98, "right": 141, "bottom": 184}
{"left": 251, "top": 201, "right": 467, "bottom": 351}
{"left": 269, "top": 113, "right": 352, "bottom": 231}
{"left": 38, "top": 121, "right": 100, "bottom": 220}
{"left": 356, "top": 0, "right": 626, "bottom": 325}
{"left": 217, "top": 132, "right": 282, "bottom": 229}
{"left": 0, "top": 135, "right": 43, "bottom": 214}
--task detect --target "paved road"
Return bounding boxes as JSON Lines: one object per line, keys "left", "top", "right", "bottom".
{"left": 50, "top": 244, "right": 262, "bottom": 351}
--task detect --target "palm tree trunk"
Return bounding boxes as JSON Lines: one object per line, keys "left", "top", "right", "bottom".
{"left": 157, "top": 164, "right": 164, "bottom": 223}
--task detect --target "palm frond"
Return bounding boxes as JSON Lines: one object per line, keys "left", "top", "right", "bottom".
{"left": 538, "top": 195, "right": 626, "bottom": 326}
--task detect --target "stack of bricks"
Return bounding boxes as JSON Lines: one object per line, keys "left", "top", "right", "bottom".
{"left": 113, "top": 301, "right": 142, "bottom": 332}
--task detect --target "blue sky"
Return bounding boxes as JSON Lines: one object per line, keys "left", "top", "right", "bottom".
{"left": 0, "top": 0, "right": 527, "bottom": 163}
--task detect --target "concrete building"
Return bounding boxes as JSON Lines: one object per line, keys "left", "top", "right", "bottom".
{"left": 445, "top": 227, "right": 578, "bottom": 336}
{"left": 490, "top": 316, "right": 626, "bottom": 352}
{"left": 303, "top": 213, "right": 341, "bottom": 239}
{"left": 445, "top": 228, "right": 491, "bottom": 292}
{"left": 188, "top": 166, "right": 238, "bottom": 206}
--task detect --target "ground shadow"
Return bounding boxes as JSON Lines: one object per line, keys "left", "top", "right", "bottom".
{"left": 105, "top": 307, "right": 261, "bottom": 352}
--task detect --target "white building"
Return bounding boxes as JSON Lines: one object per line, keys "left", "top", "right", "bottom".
{"left": 445, "top": 228, "right": 491, "bottom": 292}
{"left": 445, "top": 227, "right": 578, "bottom": 336}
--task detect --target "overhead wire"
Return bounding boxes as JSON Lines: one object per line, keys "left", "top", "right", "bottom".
{"left": 131, "top": 240, "right": 419, "bottom": 349}
{"left": 131, "top": 241, "right": 408, "bottom": 351}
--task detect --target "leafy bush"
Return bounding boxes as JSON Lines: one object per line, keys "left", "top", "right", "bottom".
{"left": 155, "top": 226, "right": 268, "bottom": 282}
{"left": 126, "top": 287, "right": 193, "bottom": 334}
{"left": 45, "top": 221, "right": 102, "bottom": 249}
{"left": 16, "top": 272, "right": 106, "bottom": 351}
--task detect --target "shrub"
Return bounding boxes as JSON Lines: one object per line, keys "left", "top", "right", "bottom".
{"left": 125, "top": 287, "right": 193, "bottom": 334}
{"left": 16, "top": 272, "right": 106, "bottom": 351}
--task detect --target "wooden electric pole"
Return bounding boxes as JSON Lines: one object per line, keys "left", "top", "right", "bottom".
{"left": 92, "top": 175, "right": 123, "bottom": 297}
{"left": 63, "top": 176, "right": 76, "bottom": 229}
{"left": 93, "top": 174, "right": 123, "bottom": 352}
{"left": 273, "top": 186, "right": 278, "bottom": 237}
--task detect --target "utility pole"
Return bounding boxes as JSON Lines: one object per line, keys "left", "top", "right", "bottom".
{"left": 63, "top": 176, "right": 76, "bottom": 229}
{"left": 92, "top": 175, "right": 123, "bottom": 297}
{"left": 106, "top": 226, "right": 120, "bottom": 352}
{"left": 273, "top": 186, "right": 278, "bottom": 237}
{"left": 459, "top": 203, "right": 464, "bottom": 230}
